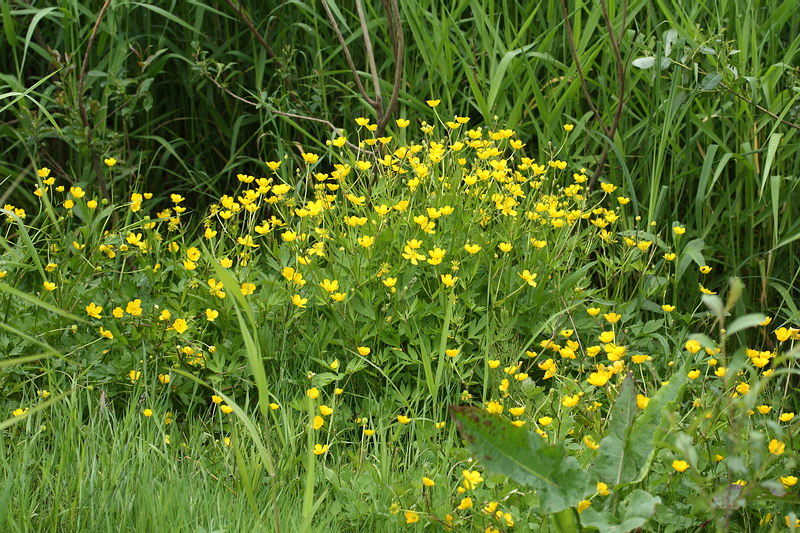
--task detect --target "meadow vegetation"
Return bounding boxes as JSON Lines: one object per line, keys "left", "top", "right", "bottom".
{"left": 1, "top": 1, "right": 799, "bottom": 531}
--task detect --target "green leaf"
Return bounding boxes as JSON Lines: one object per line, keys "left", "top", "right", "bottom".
{"left": 593, "top": 373, "right": 639, "bottom": 484}
{"left": 580, "top": 490, "right": 661, "bottom": 532}
{"left": 726, "top": 313, "right": 767, "bottom": 336}
{"left": 450, "top": 406, "right": 589, "bottom": 513}
{"left": 626, "top": 362, "right": 689, "bottom": 481}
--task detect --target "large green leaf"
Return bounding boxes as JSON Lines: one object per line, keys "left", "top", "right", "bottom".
{"left": 592, "top": 366, "right": 688, "bottom": 486}
{"left": 593, "top": 373, "right": 639, "bottom": 484}
{"left": 580, "top": 489, "right": 661, "bottom": 532}
{"left": 450, "top": 406, "right": 589, "bottom": 513}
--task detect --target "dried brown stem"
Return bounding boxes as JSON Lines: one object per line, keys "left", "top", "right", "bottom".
{"left": 222, "top": 0, "right": 282, "bottom": 68}
{"left": 77, "top": 0, "right": 112, "bottom": 202}
{"left": 196, "top": 66, "right": 363, "bottom": 152}
{"left": 725, "top": 85, "right": 800, "bottom": 131}
{"left": 320, "top": 0, "right": 377, "bottom": 108}
{"left": 376, "top": 0, "right": 404, "bottom": 132}
{"left": 356, "top": 0, "right": 383, "bottom": 113}
{"left": 589, "top": 0, "right": 628, "bottom": 188}
{"left": 321, "top": 0, "right": 404, "bottom": 137}
{"left": 558, "top": 0, "right": 610, "bottom": 139}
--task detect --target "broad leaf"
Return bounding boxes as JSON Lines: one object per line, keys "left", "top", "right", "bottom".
{"left": 593, "top": 373, "right": 638, "bottom": 484}
{"left": 580, "top": 489, "right": 661, "bottom": 532}
{"left": 450, "top": 406, "right": 589, "bottom": 513}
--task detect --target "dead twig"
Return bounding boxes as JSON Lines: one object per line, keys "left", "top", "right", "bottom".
{"left": 77, "top": 0, "right": 112, "bottom": 202}
{"left": 559, "top": 0, "right": 629, "bottom": 189}
{"left": 195, "top": 64, "right": 364, "bottom": 153}
{"left": 321, "top": 0, "right": 404, "bottom": 136}
{"left": 222, "top": 0, "right": 283, "bottom": 68}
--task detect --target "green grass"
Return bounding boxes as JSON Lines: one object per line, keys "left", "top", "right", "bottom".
{"left": 1, "top": 1, "right": 800, "bottom": 531}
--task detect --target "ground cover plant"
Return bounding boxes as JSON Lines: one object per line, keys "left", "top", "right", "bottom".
{"left": 3, "top": 112, "right": 800, "bottom": 531}
{"left": 1, "top": 1, "right": 800, "bottom": 532}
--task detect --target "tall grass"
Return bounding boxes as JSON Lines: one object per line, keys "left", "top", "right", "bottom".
{"left": 1, "top": 0, "right": 797, "bottom": 311}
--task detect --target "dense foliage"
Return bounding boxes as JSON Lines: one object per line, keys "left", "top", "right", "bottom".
{"left": 1, "top": 1, "right": 799, "bottom": 531}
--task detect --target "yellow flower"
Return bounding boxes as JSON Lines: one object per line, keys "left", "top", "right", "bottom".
{"left": 422, "top": 476, "right": 435, "bottom": 487}
{"left": 125, "top": 299, "right": 143, "bottom": 317}
{"left": 538, "top": 416, "right": 553, "bottom": 426}
{"left": 306, "top": 388, "right": 319, "bottom": 399}
{"left": 587, "top": 372, "right": 609, "bottom": 387}
{"left": 518, "top": 270, "right": 538, "bottom": 286}
{"left": 768, "top": 439, "right": 785, "bottom": 455}
{"left": 488, "top": 360, "right": 501, "bottom": 369}
{"left": 220, "top": 404, "right": 233, "bottom": 414}
{"left": 99, "top": 327, "right": 113, "bottom": 339}
{"left": 397, "top": 415, "right": 411, "bottom": 424}
{"left": 562, "top": 394, "right": 580, "bottom": 407}
{"left": 313, "top": 415, "right": 324, "bottom": 430}
{"left": 759, "top": 316, "right": 773, "bottom": 326}
{"left": 440, "top": 274, "right": 458, "bottom": 287}
{"left": 775, "top": 327, "right": 792, "bottom": 342}
{"left": 757, "top": 405, "right": 772, "bottom": 414}
{"left": 673, "top": 226, "right": 686, "bottom": 235}
{"left": 584, "top": 435, "right": 600, "bottom": 450}
{"left": 158, "top": 374, "right": 170, "bottom": 384}
{"left": 357, "top": 346, "right": 371, "bottom": 356}
{"left": 587, "top": 307, "right": 600, "bottom": 316}
{"left": 637, "top": 394, "right": 650, "bottom": 409}
{"left": 672, "top": 460, "right": 689, "bottom": 472}
{"left": 426, "top": 99, "right": 441, "bottom": 107}
{"left": 404, "top": 511, "right": 419, "bottom": 524}
{"left": 498, "top": 242, "right": 513, "bottom": 252}
{"left": 664, "top": 252, "right": 677, "bottom": 261}
{"left": 240, "top": 282, "right": 256, "bottom": 296}
{"left": 662, "top": 304, "right": 675, "bottom": 312}
{"left": 457, "top": 497, "right": 473, "bottom": 510}
{"left": 43, "top": 281, "right": 57, "bottom": 291}
{"left": 563, "top": 123, "right": 574, "bottom": 132}
{"left": 603, "top": 312, "right": 621, "bottom": 323}
{"left": 687, "top": 369, "right": 701, "bottom": 380}
{"left": 699, "top": 265, "right": 712, "bottom": 274}
{"left": 319, "top": 405, "right": 333, "bottom": 416}
{"left": 485, "top": 401, "right": 503, "bottom": 414}
{"left": 780, "top": 476, "right": 798, "bottom": 488}
{"left": 320, "top": 279, "right": 339, "bottom": 293}
{"left": 12, "top": 408, "right": 27, "bottom": 417}
{"left": 291, "top": 294, "right": 308, "bottom": 308}
{"left": 129, "top": 370, "right": 141, "bottom": 382}
{"left": 779, "top": 412, "right": 795, "bottom": 422}
{"left": 313, "top": 443, "right": 329, "bottom": 455}
{"left": 270, "top": 403, "right": 280, "bottom": 410}
{"left": 38, "top": 167, "right": 51, "bottom": 178}
{"left": 445, "top": 348, "right": 460, "bottom": 358}
{"left": 357, "top": 235, "right": 375, "bottom": 248}
{"left": 508, "top": 407, "right": 525, "bottom": 416}
{"left": 85, "top": 302, "right": 103, "bottom": 319}
{"left": 212, "top": 395, "right": 224, "bottom": 404}
{"left": 577, "top": 500, "right": 591, "bottom": 513}
{"left": 172, "top": 318, "right": 188, "bottom": 334}
{"left": 596, "top": 482, "right": 610, "bottom": 496}
{"left": 464, "top": 243, "right": 481, "bottom": 254}
{"left": 462, "top": 470, "right": 483, "bottom": 489}
{"left": 685, "top": 339, "right": 702, "bottom": 353}
{"left": 205, "top": 309, "right": 219, "bottom": 321}
{"left": 103, "top": 157, "right": 117, "bottom": 167}
{"left": 143, "top": 409, "right": 153, "bottom": 417}
{"left": 395, "top": 118, "right": 410, "bottom": 128}
{"left": 301, "top": 152, "right": 320, "bottom": 164}
{"left": 699, "top": 284, "right": 716, "bottom": 295}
